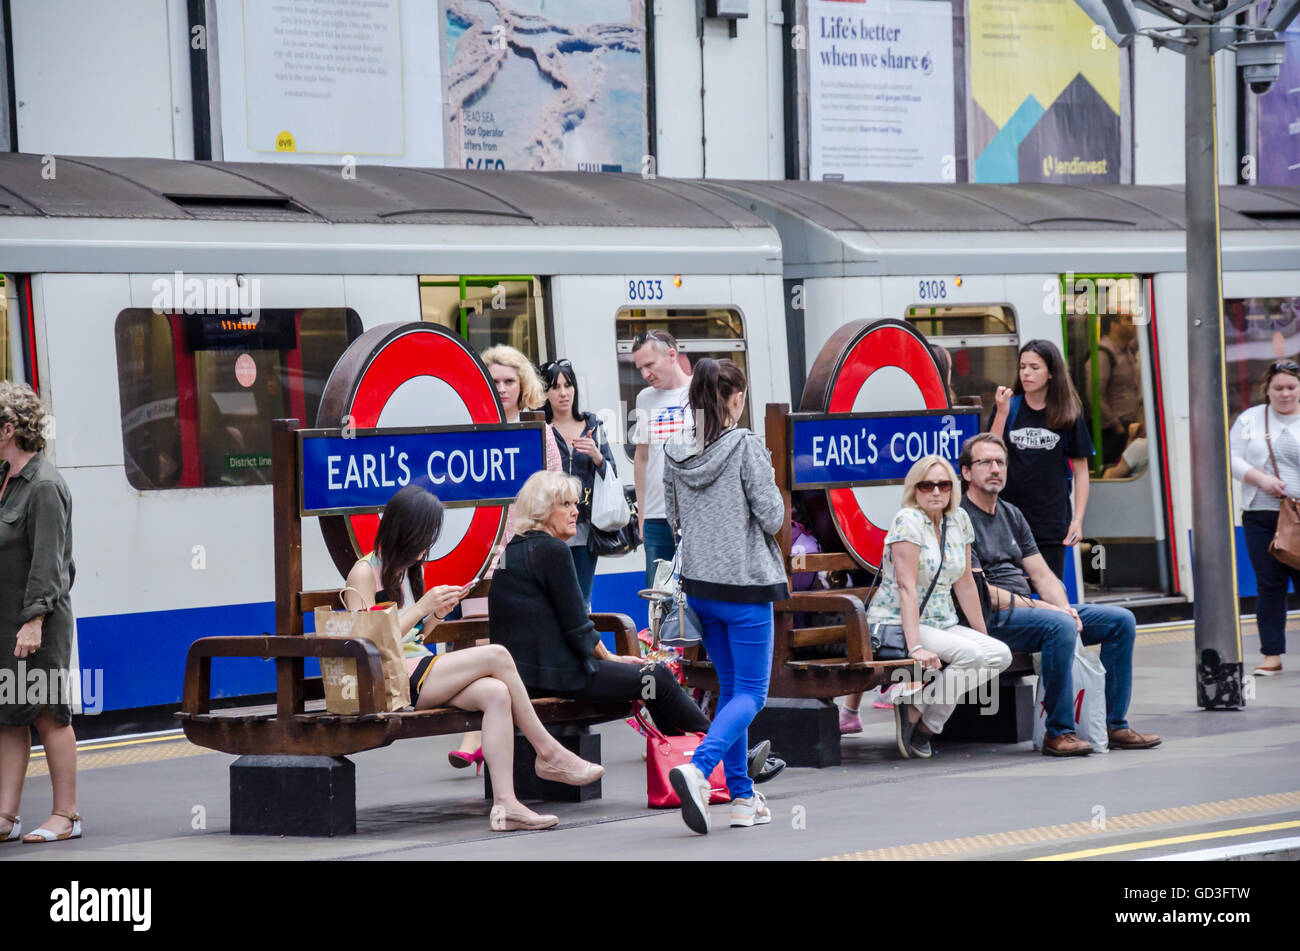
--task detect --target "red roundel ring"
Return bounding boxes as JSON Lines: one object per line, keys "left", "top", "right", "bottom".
{"left": 316, "top": 323, "right": 506, "bottom": 588}
{"left": 821, "top": 321, "right": 948, "bottom": 570}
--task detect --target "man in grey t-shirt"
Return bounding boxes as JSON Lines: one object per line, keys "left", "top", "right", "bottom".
{"left": 959, "top": 433, "right": 1160, "bottom": 757}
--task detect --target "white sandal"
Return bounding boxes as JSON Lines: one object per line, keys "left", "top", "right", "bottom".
{"left": 0, "top": 813, "right": 19, "bottom": 842}
{"left": 22, "top": 809, "right": 80, "bottom": 843}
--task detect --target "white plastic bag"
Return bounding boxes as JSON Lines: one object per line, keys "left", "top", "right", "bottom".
{"left": 1031, "top": 636, "right": 1109, "bottom": 753}
{"left": 590, "top": 462, "right": 631, "bottom": 532}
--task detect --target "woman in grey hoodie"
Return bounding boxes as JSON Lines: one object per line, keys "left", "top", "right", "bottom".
{"left": 664, "top": 358, "right": 788, "bottom": 834}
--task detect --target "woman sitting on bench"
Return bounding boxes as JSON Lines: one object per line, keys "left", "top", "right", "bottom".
{"left": 489, "top": 471, "right": 713, "bottom": 736}
{"left": 343, "top": 484, "right": 603, "bottom": 832}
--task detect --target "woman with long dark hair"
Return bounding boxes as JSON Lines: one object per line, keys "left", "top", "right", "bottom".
{"left": 543, "top": 359, "right": 616, "bottom": 607}
{"left": 343, "top": 484, "right": 604, "bottom": 832}
{"left": 989, "top": 340, "right": 1094, "bottom": 580}
{"left": 663, "top": 358, "right": 788, "bottom": 834}
{"left": 1229, "top": 359, "right": 1300, "bottom": 676}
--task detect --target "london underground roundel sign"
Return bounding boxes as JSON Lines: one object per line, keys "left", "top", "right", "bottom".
{"left": 316, "top": 323, "right": 506, "bottom": 588}
{"left": 799, "top": 319, "right": 952, "bottom": 571}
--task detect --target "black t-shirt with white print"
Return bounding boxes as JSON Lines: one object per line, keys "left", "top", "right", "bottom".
{"left": 991, "top": 399, "right": 1094, "bottom": 543}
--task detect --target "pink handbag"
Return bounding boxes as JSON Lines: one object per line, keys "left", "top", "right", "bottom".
{"left": 632, "top": 704, "right": 730, "bottom": 808}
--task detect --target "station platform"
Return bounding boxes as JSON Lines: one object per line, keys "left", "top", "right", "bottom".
{"left": 6, "top": 620, "right": 1298, "bottom": 862}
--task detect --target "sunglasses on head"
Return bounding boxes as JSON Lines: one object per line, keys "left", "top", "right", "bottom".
{"left": 543, "top": 359, "right": 573, "bottom": 381}
{"left": 633, "top": 330, "right": 673, "bottom": 350}
{"left": 1270, "top": 360, "right": 1300, "bottom": 374}
{"left": 917, "top": 480, "right": 953, "bottom": 494}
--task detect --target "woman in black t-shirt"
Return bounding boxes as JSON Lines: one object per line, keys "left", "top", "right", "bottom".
{"left": 989, "top": 339, "right": 1094, "bottom": 579}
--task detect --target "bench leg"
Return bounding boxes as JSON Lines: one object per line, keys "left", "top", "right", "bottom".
{"left": 933, "top": 676, "right": 1035, "bottom": 744}
{"left": 230, "top": 755, "right": 356, "bottom": 837}
{"left": 750, "top": 698, "right": 841, "bottom": 768}
{"left": 483, "top": 726, "right": 603, "bottom": 803}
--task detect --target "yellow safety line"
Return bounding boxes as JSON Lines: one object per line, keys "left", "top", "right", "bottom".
{"left": 30, "top": 731, "right": 186, "bottom": 759}
{"left": 1028, "top": 819, "right": 1300, "bottom": 861}
{"left": 822, "top": 790, "right": 1300, "bottom": 861}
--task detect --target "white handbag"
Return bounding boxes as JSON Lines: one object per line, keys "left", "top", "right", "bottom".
{"left": 590, "top": 427, "right": 631, "bottom": 532}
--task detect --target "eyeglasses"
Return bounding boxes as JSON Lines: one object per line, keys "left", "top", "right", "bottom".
{"left": 633, "top": 330, "right": 674, "bottom": 350}
{"left": 917, "top": 480, "right": 953, "bottom": 494}
{"left": 970, "top": 458, "right": 1006, "bottom": 469}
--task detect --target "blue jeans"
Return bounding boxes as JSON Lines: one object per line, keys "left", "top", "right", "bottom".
{"left": 643, "top": 518, "right": 676, "bottom": 589}
{"left": 569, "top": 543, "right": 597, "bottom": 610}
{"left": 686, "top": 596, "right": 773, "bottom": 801}
{"left": 994, "top": 603, "right": 1135, "bottom": 736}
{"left": 1242, "top": 510, "right": 1295, "bottom": 656}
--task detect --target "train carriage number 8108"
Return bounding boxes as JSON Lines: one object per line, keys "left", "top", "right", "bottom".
{"left": 628, "top": 279, "right": 664, "bottom": 301}
{"left": 918, "top": 280, "right": 947, "bottom": 301}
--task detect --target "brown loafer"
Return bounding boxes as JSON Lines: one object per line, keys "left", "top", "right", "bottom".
{"left": 1108, "top": 727, "right": 1161, "bottom": 749}
{"left": 1042, "top": 732, "right": 1093, "bottom": 756}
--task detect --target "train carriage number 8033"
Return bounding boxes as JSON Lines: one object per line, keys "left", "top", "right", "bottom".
{"left": 629, "top": 279, "right": 664, "bottom": 302}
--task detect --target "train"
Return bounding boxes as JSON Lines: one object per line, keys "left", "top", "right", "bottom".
{"left": 1, "top": 153, "right": 1297, "bottom": 724}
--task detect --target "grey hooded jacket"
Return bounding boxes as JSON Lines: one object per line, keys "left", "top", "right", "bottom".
{"left": 664, "top": 428, "right": 789, "bottom": 603}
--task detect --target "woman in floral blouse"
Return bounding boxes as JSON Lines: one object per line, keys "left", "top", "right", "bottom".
{"left": 845, "top": 454, "right": 1010, "bottom": 759}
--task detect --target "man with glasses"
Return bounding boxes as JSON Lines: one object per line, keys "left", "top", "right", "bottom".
{"left": 959, "top": 433, "right": 1161, "bottom": 756}
{"left": 631, "top": 330, "right": 692, "bottom": 587}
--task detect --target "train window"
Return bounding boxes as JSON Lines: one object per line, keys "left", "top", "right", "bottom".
{"left": 1226, "top": 295, "right": 1300, "bottom": 422}
{"left": 906, "top": 304, "right": 1018, "bottom": 414}
{"left": 419, "top": 276, "right": 547, "bottom": 365}
{"left": 614, "top": 307, "right": 749, "bottom": 460}
{"left": 113, "top": 308, "right": 362, "bottom": 490}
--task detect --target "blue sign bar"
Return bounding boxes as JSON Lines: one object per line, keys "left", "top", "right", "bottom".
{"left": 791, "top": 410, "right": 981, "bottom": 489}
{"left": 299, "top": 424, "right": 546, "bottom": 515}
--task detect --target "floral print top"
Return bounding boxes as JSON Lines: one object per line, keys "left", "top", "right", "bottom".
{"left": 866, "top": 506, "right": 974, "bottom": 630}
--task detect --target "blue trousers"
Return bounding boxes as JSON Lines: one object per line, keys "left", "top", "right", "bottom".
{"left": 993, "top": 603, "right": 1135, "bottom": 736}
{"left": 568, "top": 542, "right": 597, "bottom": 609}
{"left": 687, "top": 596, "right": 773, "bottom": 801}
{"left": 1242, "top": 510, "right": 1295, "bottom": 656}
{"left": 643, "top": 518, "right": 676, "bottom": 589}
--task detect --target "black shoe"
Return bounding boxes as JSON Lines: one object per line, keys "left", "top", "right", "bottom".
{"left": 754, "top": 756, "right": 786, "bottom": 785}
{"left": 746, "top": 740, "right": 771, "bottom": 779}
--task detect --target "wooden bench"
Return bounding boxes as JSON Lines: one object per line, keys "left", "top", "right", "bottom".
{"left": 176, "top": 419, "right": 639, "bottom": 836}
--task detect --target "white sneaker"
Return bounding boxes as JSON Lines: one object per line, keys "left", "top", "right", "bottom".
{"left": 669, "top": 762, "right": 712, "bottom": 834}
{"left": 730, "top": 791, "right": 771, "bottom": 828}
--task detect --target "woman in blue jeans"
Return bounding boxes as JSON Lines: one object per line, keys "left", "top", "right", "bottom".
{"left": 664, "top": 358, "right": 788, "bottom": 834}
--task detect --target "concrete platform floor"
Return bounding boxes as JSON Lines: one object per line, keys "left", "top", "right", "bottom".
{"left": 5, "top": 622, "right": 1297, "bottom": 861}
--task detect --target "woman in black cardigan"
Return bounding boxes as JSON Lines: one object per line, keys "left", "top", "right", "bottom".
{"left": 489, "top": 471, "right": 709, "bottom": 734}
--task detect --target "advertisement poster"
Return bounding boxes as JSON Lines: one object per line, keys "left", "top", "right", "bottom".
{"left": 440, "top": 0, "right": 645, "bottom": 172}
{"left": 1257, "top": 23, "right": 1300, "bottom": 186}
{"left": 968, "top": 0, "right": 1123, "bottom": 184}
{"left": 214, "top": 0, "right": 442, "bottom": 165}
{"left": 807, "top": 0, "right": 955, "bottom": 182}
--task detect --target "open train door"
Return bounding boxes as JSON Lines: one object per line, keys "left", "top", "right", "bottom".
{"left": 1063, "top": 274, "right": 1184, "bottom": 614}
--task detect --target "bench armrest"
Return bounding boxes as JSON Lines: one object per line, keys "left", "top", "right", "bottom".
{"left": 181, "top": 635, "right": 386, "bottom": 718}
{"left": 590, "top": 613, "right": 639, "bottom": 656}
{"left": 775, "top": 592, "right": 871, "bottom": 664}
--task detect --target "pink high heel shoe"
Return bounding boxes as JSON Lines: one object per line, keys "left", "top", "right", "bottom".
{"left": 448, "top": 748, "right": 484, "bottom": 776}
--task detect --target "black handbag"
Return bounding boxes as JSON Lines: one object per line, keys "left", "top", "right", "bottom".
{"left": 869, "top": 516, "right": 947, "bottom": 660}
{"left": 587, "top": 485, "right": 642, "bottom": 557}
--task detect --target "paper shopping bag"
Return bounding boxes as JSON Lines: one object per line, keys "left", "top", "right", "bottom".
{"left": 313, "top": 599, "right": 410, "bottom": 714}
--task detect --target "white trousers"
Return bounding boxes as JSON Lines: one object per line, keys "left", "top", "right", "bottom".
{"left": 903, "top": 623, "right": 1013, "bottom": 735}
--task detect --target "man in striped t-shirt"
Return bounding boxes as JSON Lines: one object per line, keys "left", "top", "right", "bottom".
{"left": 632, "top": 331, "right": 692, "bottom": 589}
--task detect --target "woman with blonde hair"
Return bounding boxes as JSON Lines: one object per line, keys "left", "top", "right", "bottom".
{"left": 0, "top": 381, "right": 81, "bottom": 843}
{"left": 844, "top": 454, "right": 1010, "bottom": 759}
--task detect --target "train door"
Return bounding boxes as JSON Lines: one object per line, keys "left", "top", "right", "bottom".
{"left": 419, "top": 275, "right": 550, "bottom": 366}
{"left": 1063, "top": 274, "right": 1181, "bottom": 607}
{"left": 2, "top": 274, "right": 32, "bottom": 387}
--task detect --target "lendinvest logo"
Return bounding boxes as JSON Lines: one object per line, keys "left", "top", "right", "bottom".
{"left": 50, "top": 882, "right": 151, "bottom": 932}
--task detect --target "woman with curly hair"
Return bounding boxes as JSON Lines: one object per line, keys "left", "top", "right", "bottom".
{"left": 0, "top": 381, "right": 81, "bottom": 843}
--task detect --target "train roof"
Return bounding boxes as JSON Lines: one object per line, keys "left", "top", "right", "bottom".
{"left": 0, "top": 154, "right": 782, "bottom": 275}
{"left": 705, "top": 180, "right": 1300, "bottom": 277}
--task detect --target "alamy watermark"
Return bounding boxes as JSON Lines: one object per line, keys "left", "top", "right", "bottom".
{"left": 0, "top": 662, "right": 104, "bottom": 714}
{"left": 151, "top": 271, "right": 261, "bottom": 317}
